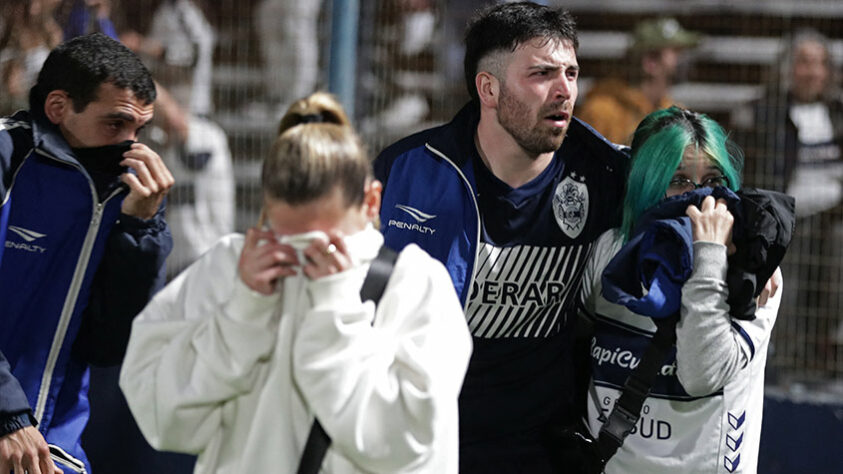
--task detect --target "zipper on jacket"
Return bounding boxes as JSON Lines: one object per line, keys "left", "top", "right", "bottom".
{"left": 32, "top": 149, "right": 124, "bottom": 423}
{"left": 424, "top": 143, "right": 482, "bottom": 310}
{"left": 49, "top": 444, "right": 87, "bottom": 473}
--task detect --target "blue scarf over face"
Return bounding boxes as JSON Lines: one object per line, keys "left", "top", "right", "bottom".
{"left": 601, "top": 187, "right": 742, "bottom": 318}
{"left": 602, "top": 187, "right": 795, "bottom": 321}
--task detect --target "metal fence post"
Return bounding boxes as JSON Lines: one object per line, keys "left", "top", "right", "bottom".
{"left": 329, "top": 0, "right": 359, "bottom": 118}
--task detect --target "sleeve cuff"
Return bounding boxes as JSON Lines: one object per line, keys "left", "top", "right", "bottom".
{"left": 0, "top": 411, "right": 35, "bottom": 438}
{"left": 117, "top": 211, "right": 168, "bottom": 234}
{"left": 306, "top": 268, "right": 365, "bottom": 311}
{"left": 225, "top": 277, "right": 280, "bottom": 323}
{"left": 692, "top": 241, "right": 728, "bottom": 280}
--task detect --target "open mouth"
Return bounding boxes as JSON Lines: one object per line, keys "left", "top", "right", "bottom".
{"left": 545, "top": 112, "right": 570, "bottom": 126}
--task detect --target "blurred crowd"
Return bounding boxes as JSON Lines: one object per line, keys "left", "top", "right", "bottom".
{"left": 3, "top": 0, "right": 842, "bottom": 378}
{"left": 1, "top": 1, "right": 842, "bottom": 472}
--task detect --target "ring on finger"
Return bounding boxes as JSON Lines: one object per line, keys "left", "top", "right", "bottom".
{"left": 324, "top": 243, "right": 337, "bottom": 256}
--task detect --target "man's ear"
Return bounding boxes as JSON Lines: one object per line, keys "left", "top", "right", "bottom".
{"left": 475, "top": 71, "right": 500, "bottom": 109}
{"left": 43, "top": 90, "right": 71, "bottom": 125}
{"left": 364, "top": 179, "right": 383, "bottom": 222}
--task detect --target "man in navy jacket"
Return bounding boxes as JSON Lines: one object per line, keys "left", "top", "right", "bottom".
{"left": 374, "top": 3, "right": 628, "bottom": 472}
{"left": 0, "top": 33, "right": 173, "bottom": 473}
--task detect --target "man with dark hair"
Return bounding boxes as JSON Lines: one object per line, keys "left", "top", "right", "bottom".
{"left": 0, "top": 33, "right": 173, "bottom": 473}
{"left": 374, "top": 2, "right": 627, "bottom": 472}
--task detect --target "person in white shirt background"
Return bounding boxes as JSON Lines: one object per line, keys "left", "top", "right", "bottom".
{"left": 732, "top": 28, "right": 843, "bottom": 380}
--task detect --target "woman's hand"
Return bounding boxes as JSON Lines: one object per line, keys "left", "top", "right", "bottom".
{"left": 686, "top": 196, "right": 736, "bottom": 254}
{"left": 302, "top": 231, "right": 351, "bottom": 279}
{"left": 238, "top": 227, "right": 299, "bottom": 294}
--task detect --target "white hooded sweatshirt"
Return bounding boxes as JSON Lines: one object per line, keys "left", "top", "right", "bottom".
{"left": 119, "top": 227, "right": 472, "bottom": 473}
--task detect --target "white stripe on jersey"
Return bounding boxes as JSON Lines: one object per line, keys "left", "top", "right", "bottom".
{"left": 465, "top": 242, "right": 589, "bottom": 338}
{"left": 0, "top": 118, "right": 31, "bottom": 132}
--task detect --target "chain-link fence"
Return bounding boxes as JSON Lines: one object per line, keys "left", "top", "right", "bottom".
{"left": 137, "top": 0, "right": 843, "bottom": 393}
{"left": 563, "top": 0, "right": 843, "bottom": 394}
{"left": 6, "top": 0, "right": 839, "bottom": 394}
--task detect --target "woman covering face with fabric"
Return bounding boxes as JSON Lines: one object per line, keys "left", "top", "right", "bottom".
{"left": 578, "top": 106, "right": 794, "bottom": 473}
{"left": 118, "top": 92, "right": 472, "bottom": 473}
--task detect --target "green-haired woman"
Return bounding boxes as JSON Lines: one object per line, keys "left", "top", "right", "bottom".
{"left": 579, "top": 106, "right": 783, "bottom": 473}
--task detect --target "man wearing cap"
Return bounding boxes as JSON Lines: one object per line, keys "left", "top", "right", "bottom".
{"left": 577, "top": 17, "right": 700, "bottom": 144}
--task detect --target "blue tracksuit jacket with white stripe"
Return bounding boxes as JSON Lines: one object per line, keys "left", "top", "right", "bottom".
{"left": 0, "top": 110, "right": 171, "bottom": 473}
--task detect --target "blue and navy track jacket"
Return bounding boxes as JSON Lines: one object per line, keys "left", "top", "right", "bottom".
{"left": 375, "top": 102, "right": 628, "bottom": 304}
{"left": 0, "top": 110, "right": 171, "bottom": 473}
{"left": 374, "top": 102, "right": 629, "bottom": 449}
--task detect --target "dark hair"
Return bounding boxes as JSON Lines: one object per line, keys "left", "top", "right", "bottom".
{"left": 262, "top": 92, "right": 370, "bottom": 207}
{"left": 463, "top": 2, "right": 578, "bottom": 102}
{"left": 29, "top": 33, "right": 156, "bottom": 115}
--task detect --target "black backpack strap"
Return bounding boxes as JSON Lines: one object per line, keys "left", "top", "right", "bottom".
{"left": 359, "top": 245, "right": 399, "bottom": 306}
{"left": 594, "top": 315, "right": 678, "bottom": 469}
{"left": 296, "top": 245, "right": 399, "bottom": 474}
{"left": 297, "top": 421, "right": 331, "bottom": 474}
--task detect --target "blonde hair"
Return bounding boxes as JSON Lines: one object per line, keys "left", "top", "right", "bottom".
{"left": 261, "top": 92, "right": 371, "bottom": 207}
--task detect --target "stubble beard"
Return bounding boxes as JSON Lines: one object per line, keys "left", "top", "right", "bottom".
{"left": 498, "top": 83, "right": 567, "bottom": 158}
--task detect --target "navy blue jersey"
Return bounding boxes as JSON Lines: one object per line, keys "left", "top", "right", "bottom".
{"left": 463, "top": 129, "right": 626, "bottom": 444}
{"left": 375, "top": 102, "right": 628, "bottom": 461}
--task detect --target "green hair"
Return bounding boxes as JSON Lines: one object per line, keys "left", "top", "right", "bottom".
{"left": 620, "top": 106, "right": 744, "bottom": 241}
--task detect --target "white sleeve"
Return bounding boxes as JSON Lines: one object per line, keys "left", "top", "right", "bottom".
{"left": 675, "top": 241, "right": 781, "bottom": 396}
{"left": 149, "top": 0, "right": 215, "bottom": 67}
{"left": 188, "top": 118, "right": 235, "bottom": 246}
{"left": 293, "top": 245, "right": 472, "bottom": 473}
{"left": 119, "top": 237, "right": 280, "bottom": 453}
{"left": 580, "top": 229, "right": 621, "bottom": 318}
{"left": 580, "top": 239, "right": 598, "bottom": 316}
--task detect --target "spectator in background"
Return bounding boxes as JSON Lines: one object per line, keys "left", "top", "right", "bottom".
{"left": 438, "top": 0, "right": 493, "bottom": 104}
{"left": 152, "top": 87, "right": 234, "bottom": 278}
{"left": 731, "top": 29, "right": 843, "bottom": 205}
{"left": 116, "top": 0, "right": 227, "bottom": 272}
{"left": 247, "top": 0, "right": 323, "bottom": 120}
{"left": 62, "top": 0, "right": 118, "bottom": 39}
{"left": 120, "top": 0, "right": 215, "bottom": 117}
{"left": 359, "top": 0, "right": 437, "bottom": 142}
{"left": 576, "top": 17, "right": 700, "bottom": 145}
{"left": 732, "top": 29, "right": 843, "bottom": 378}
{"left": 0, "top": 0, "right": 62, "bottom": 115}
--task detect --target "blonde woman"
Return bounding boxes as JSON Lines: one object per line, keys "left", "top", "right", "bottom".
{"left": 120, "top": 92, "right": 472, "bottom": 473}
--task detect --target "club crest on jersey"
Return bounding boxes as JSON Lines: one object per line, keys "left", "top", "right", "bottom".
{"left": 553, "top": 174, "right": 588, "bottom": 238}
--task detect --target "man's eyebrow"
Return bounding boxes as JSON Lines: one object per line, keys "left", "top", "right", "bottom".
{"left": 528, "top": 63, "right": 579, "bottom": 72}
{"left": 529, "top": 64, "right": 560, "bottom": 71}
{"left": 102, "top": 112, "right": 136, "bottom": 122}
